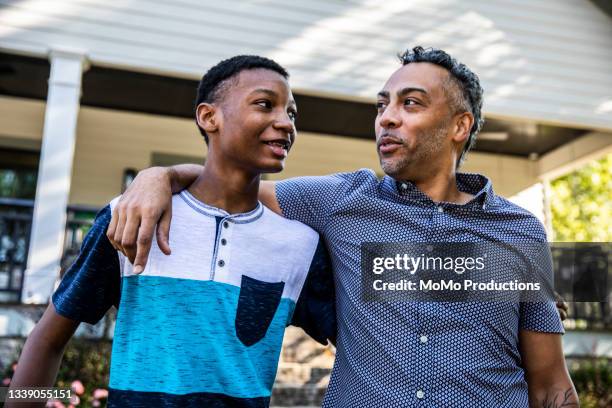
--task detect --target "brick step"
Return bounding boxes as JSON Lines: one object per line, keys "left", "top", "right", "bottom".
{"left": 275, "top": 363, "right": 332, "bottom": 385}
{"left": 280, "top": 327, "right": 335, "bottom": 364}
{"left": 270, "top": 384, "right": 327, "bottom": 407}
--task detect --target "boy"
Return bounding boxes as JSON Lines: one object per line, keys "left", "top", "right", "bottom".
{"left": 9, "top": 55, "right": 335, "bottom": 408}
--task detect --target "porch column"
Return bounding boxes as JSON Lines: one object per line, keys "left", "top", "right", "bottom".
{"left": 22, "top": 49, "right": 88, "bottom": 304}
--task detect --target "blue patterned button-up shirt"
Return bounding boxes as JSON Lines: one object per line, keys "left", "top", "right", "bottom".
{"left": 276, "top": 169, "right": 563, "bottom": 408}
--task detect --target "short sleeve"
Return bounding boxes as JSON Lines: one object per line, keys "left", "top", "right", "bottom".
{"left": 275, "top": 173, "right": 353, "bottom": 233}
{"left": 52, "top": 205, "right": 121, "bottom": 325}
{"left": 519, "top": 223, "right": 564, "bottom": 334}
{"left": 290, "top": 238, "right": 336, "bottom": 345}
{"left": 520, "top": 302, "right": 564, "bottom": 333}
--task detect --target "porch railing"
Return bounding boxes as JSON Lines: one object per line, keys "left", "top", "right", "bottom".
{"left": 0, "top": 200, "right": 99, "bottom": 303}
{"left": 0, "top": 198, "right": 33, "bottom": 302}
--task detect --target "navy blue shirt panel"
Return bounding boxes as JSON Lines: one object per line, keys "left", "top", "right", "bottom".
{"left": 52, "top": 205, "right": 120, "bottom": 325}
{"left": 290, "top": 239, "right": 337, "bottom": 345}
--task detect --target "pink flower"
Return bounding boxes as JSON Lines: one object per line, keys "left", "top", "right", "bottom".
{"left": 69, "top": 394, "right": 80, "bottom": 405}
{"left": 70, "top": 380, "right": 85, "bottom": 395}
{"left": 93, "top": 389, "right": 108, "bottom": 399}
{"left": 92, "top": 400, "right": 101, "bottom": 407}
{"left": 2, "top": 377, "right": 11, "bottom": 386}
{"left": 53, "top": 401, "right": 66, "bottom": 408}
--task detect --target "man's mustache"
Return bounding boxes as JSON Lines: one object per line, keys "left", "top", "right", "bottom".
{"left": 376, "top": 133, "right": 404, "bottom": 149}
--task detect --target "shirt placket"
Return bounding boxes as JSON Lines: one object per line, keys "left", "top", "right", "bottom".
{"left": 414, "top": 202, "right": 447, "bottom": 404}
{"left": 210, "top": 217, "right": 233, "bottom": 280}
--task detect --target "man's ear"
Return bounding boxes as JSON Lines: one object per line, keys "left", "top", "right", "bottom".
{"left": 196, "top": 103, "right": 219, "bottom": 134}
{"left": 452, "top": 111, "right": 474, "bottom": 145}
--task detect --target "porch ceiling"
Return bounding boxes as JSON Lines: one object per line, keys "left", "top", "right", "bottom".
{"left": 0, "top": 52, "right": 588, "bottom": 158}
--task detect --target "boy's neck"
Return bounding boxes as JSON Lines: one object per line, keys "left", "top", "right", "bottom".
{"left": 188, "top": 156, "right": 261, "bottom": 215}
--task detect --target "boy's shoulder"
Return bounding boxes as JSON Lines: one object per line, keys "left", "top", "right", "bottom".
{"left": 260, "top": 204, "right": 319, "bottom": 241}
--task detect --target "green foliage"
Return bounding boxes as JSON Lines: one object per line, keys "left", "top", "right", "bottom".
{"left": 569, "top": 358, "right": 612, "bottom": 408}
{"left": 551, "top": 153, "right": 612, "bottom": 242}
{"left": 55, "top": 339, "right": 112, "bottom": 406}
{"left": 3, "top": 339, "right": 111, "bottom": 407}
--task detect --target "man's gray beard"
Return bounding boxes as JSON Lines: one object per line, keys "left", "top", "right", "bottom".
{"left": 379, "top": 124, "right": 448, "bottom": 179}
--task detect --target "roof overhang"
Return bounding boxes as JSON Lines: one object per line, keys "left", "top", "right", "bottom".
{"left": 0, "top": 52, "right": 593, "bottom": 158}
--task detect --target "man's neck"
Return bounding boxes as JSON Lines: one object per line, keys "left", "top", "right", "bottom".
{"left": 401, "top": 163, "right": 473, "bottom": 205}
{"left": 414, "top": 174, "right": 472, "bottom": 204}
{"left": 188, "top": 157, "right": 260, "bottom": 215}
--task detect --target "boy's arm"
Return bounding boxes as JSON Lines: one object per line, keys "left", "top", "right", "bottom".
{"left": 7, "top": 204, "right": 121, "bottom": 408}
{"left": 107, "top": 165, "right": 280, "bottom": 271}
{"left": 519, "top": 330, "right": 579, "bottom": 407}
{"left": 6, "top": 304, "right": 79, "bottom": 408}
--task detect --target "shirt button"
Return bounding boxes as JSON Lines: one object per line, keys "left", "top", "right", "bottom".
{"left": 221, "top": 238, "right": 227, "bottom": 246}
{"left": 218, "top": 260, "right": 225, "bottom": 267}
{"left": 416, "top": 390, "right": 425, "bottom": 399}
{"left": 437, "top": 206, "right": 443, "bottom": 213}
{"left": 223, "top": 221, "right": 229, "bottom": 228}
{"left": 420, "top": 335, "right": 428, "bottom": 344}
{"left": 400, "top": 183, "right": 408, "bottom": 191}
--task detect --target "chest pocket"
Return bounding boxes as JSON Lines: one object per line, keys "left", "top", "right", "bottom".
{"left": 235, "top": 275, "right": 285, "bottom": 347}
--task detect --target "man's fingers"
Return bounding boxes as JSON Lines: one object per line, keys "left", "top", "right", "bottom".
{"left": 156, "top": 204, "right": 172, "bottom": 256}
{"left": 121, "top": 211, "right": 141, "bottom": 264}
{"left": 113, "top": 206, "right": 128, "bottom": 256}
{"left": 556, "top": 301, "right": 569, "bottom": 321}
{"left": 107, "top": 209, "right": 120, "bottom": 251}
{"left": 133, "top": 219, "right": 156, "bottom": 274}
{"left": 553, "top": 291, "right": 569, "bottom": 321}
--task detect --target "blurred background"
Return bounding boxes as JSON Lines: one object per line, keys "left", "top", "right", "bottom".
{"left": 0, "top": 0, "right": 610, "bottom": 406}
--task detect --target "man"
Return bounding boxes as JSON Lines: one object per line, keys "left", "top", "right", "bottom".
{"left": 9, "top": 55, "right": 335, "bottom": 408}
{"left": 109, "top": 47, "right": 578, "bottom": 407}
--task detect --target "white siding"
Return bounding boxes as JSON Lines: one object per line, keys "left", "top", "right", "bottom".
{"left": 0, "top": 0, "right": 611, "bottom": 130}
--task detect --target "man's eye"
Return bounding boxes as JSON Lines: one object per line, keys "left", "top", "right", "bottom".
{"left": 256, "top": 100, "right": 272, "bottom": 109}
{"left": 376, "top": 102, "right": 386, "bottom": 110}
{"left": 404, "top": 99, "right": 418, "bottom": 106}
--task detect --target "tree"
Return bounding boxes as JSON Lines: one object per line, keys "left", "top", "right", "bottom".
{"left": 550, "top": 153, "right": 611, "bottom": 242}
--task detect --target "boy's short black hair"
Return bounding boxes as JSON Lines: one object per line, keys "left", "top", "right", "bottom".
{"left": 195, "top": 55, "right": 289, "bottom": 144}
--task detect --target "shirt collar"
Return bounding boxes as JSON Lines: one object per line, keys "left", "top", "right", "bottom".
{"left": 383, "top": 172, "right": 496, "bottom": 210}
{"left": 179, "top": 190, "right": 264, "bottom": 223}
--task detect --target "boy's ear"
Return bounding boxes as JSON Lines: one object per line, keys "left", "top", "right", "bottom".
{"left": 196, "top": 103, "right": 218, "bottom": 134}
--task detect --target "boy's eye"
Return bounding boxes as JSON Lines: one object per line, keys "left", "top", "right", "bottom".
{"left": 256, "top": 100, "right": 272, "bottom": 109}
{"left": 288, "top": 110, "right": 297, "bottom": 121}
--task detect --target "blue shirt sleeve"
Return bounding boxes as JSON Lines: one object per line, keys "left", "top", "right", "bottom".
{"left": 290, "top": 238, "right": 336, "bottom": 345}
{"left": 275, "top": 173, "right": 354, "bottom": 233}
{"left": 519, "top": 224, "right": 565, "bottom": 334}
{"left": 519, "top": 302, "right": 564, "bottom": 333}
{"left": 52, "top": 205, "right": 121, "bottom": 325}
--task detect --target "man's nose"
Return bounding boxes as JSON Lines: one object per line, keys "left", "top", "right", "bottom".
{"left": 379, "top": 106, "right": 401, "bottom": 129}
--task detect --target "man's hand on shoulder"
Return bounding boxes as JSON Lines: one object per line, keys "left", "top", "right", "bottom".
{"left": 106, "top": 166, "right": 173, "bottom": 273}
